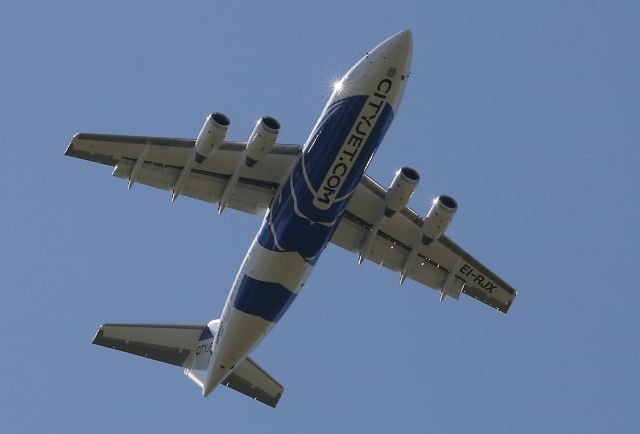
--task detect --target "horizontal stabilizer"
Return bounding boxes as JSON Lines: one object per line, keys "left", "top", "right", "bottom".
{"left": 221, "top": 357, "right": 284, "bottom": 408}
{"left": 93, "top": 323, "right": 284, "bottom": 407}
{"left": 93, "top": 323, "right": 205, "bottom": 367}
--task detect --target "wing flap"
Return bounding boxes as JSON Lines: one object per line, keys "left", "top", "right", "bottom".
{"left": 112, "top": 158, "right": 277, "bottom": 214}
{"left": 333, "top": 211, "right": 448, "bottom": 290}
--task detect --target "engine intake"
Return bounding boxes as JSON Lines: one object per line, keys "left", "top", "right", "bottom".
{"left": 422, "top": 195, "right": 457, "bottom": 244}
{"left": 195, "top": 112, "right": 230, "bottom": 163}
{"left": 245, "top": 116, "right": 280, "bottom": 167}
{"left": 384, "top": 167, "right": 420, "bottom": 217}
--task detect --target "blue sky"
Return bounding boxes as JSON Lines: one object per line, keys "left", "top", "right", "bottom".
{"left": 1, "top": 1, "right": 639, "bottom": 433}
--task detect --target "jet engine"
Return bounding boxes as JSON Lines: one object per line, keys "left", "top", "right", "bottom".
{"left": 195, "top": 112, "right": 230, "bottom": 163}
{"left": 384, "top": 167, "right": 420, "bottom": 217}
{"left": 422, "top": 195, "right": 457, "bottom": 244}
{"left": 245, "top": 116, "right": 280, "bottom": 167}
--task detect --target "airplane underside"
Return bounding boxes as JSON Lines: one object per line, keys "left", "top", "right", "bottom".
{"left": 68, "top": 29, "right": 516, "bottom": 408}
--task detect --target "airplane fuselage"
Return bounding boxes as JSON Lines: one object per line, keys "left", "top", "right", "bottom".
{"left": 204, "top": 30, "right": 413, "bottom": 396}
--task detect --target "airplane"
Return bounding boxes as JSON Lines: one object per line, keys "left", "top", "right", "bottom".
{"left": 65, "top": 29, "right": 516, "bottom": 408}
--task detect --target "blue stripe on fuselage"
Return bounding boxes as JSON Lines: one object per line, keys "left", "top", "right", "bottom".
{"left": 258, "top": 95, "right": 395, "bottom": 259}
{"left": 257, "top": 177, "right": 330, "bottom": 262}
{"left": 298, "top": 98, "right": 395, "bottom": 222}
{"left": 243, "top": 95, "right": 395, "bottom": 324}
{"left": 233, "top": 275, "right": 297, "bottom": 323}
{"left": 302, "top": 96, "right": 368, "bottom": 194}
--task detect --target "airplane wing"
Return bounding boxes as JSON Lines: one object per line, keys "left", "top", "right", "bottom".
{"left": 331, "top": 175, "right": 517, "bottom": 313}
{"left": 65, "top": 133, "right": 301, "bottom": 214}
{"left": 68, "top": 133, "right": 515, "bottom": 312}
{"left": 93, "top": 323, "right": 283, "bottom": 407}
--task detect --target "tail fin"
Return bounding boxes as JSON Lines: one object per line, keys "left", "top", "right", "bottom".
{"left": 183, "top": 321, "right": 217, "bottom": 389}
{"left": 93, "top": 321, "right": 284, "bottom": 407}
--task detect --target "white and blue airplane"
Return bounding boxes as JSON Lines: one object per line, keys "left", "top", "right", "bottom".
{"left": 66, "top": 30, "right": 516, "bottom": 407}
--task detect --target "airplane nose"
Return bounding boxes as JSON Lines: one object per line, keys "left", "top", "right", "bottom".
{"left": 335, "top": 29, "right": 413, "bottom": 104}
{"left": 367, "top": 29, "right": 413, "bottom": 60}
{"left": 389, "top": 29, "right": 412, "bottom": 51}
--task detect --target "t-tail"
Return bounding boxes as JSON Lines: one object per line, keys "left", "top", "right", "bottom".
{"left": 92, "top": 320, "right": 283, "bottom": 407}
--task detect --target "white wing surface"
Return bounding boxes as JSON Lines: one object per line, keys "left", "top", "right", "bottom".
{"left": 66, "top": 133, "right": 301, "bottom": 214}
{"left": 332, "top": 175, "right": 517, "bottom": 313}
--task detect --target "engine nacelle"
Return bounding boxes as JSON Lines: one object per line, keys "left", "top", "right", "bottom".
{"left": 384, "top": 167, "right": 420, "bottom": 217}
{"left": 245, "top": 116, "right": 280, "bottom": 167}
{"left": 422, "top": 195, "right": 457, "bottom": 244}
{"left": 195, "top": 112, "right": 230, "bottom": 163}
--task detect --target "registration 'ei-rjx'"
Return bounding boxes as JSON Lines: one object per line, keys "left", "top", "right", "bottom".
{"left": 66, "top": 30, "right": 517, "bottom": 407}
